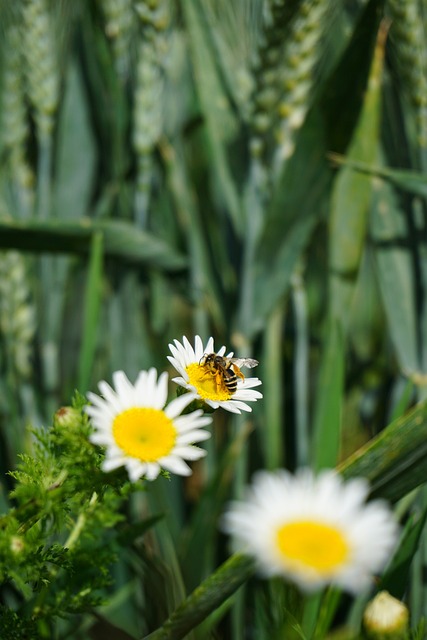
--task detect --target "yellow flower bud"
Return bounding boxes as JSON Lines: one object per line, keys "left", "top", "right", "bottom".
{"left": 363, "top": 591, "right": 409, "bottom": 640}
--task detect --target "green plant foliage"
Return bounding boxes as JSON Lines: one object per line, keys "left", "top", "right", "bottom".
{"left": 0, "top": 393, "right": 147, "bottom": 635}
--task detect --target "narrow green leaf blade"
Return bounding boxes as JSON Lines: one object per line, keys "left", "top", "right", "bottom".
{"left": 0, "top": 218, "right": 187, "bottom": 271}
{"left": 312, "top": 321, "right": 345, "bottom": 471}
{"left": 339, "top": 401, "right": 427, "bottom": 503}
{"left": 329, "top": 154, "right": 427, "bottom": 199}
{"left": 370, "top": 169, "right": 419, "bottom": 372}
{"left": 53, "top": 57, "right": 96, "bottom": 219}
{"left": 78, "top": 231, "right": 103, "bottom": 392}
{"left": 379, "top": 507, "right": 427, "bottom": 599}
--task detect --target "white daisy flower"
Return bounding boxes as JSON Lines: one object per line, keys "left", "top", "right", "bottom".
{"left": 167, "top": 335, "right": 262, "bottom": 414}
{"left": 85, "top": 368, "right": 212, "bottom": 482}
{"left": 222, "top": 468, "right": 399, "bottom": 594}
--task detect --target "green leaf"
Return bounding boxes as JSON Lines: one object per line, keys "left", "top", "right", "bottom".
{"left": 181, "top": 0, "right": 242, "bottom": 235}
{"left": 0, "top": 218, "right": 187, "bottom": 271}
{"left": 370, "top": 165, "right": 419, "bottom": 372}
{"left": 78, "top": 231, "right": 103, "bottom": 392}
{"left": 339, "top": 400, "right": 427, "bottom": 503}
{"left": 53, "top": 57, "right": 96, "bottom": 219}
{"left": 328, "top": 153, "right": 427, "bottom": 199}
{"left": 143, "top": 553, "right": 256, "bottom": 640}
{"left": 312, "top": 320, "right": 345, "bottom": 470}
{"left": 246, "top": 111, "right": 331, "bottom": 338}
{"left": 379, "top": 507, "right": 427, "bottom": 599}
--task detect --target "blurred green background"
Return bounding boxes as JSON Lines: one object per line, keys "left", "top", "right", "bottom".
{"left": 1, "top": 0, "right": 427, "bottom": 638}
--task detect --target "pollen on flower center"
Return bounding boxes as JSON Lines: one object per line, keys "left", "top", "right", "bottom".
{"left": 113, "top": 407, "right": 177, "bottom": 462}
{"left": 276, "top": 520, "right": 350, "bottom": 573}
{"left": 186, "top": 362, "right": 233, "bottom": 401}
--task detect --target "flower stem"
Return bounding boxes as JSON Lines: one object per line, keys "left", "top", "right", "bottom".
{"left": 142, "top": 553, "right": 256, "bottom": 640}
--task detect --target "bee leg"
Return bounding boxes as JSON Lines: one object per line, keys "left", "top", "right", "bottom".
{"left": 232, "top": 365, "right": 245, "bottom": 380}
{"left": 215, "top": 372, "right": 225, "bottom": 391}
{"left": 199, "top": 368, "right": 215, "bottom": 381}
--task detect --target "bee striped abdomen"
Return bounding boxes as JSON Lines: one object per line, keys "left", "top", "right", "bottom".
{"left": 223, "top": 368, "right": 238, "bottom": 393}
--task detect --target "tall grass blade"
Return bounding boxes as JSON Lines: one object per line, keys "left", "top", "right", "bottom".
{"left": 78, "top": 231, "right": 104, "bottom": 393}
{"left": 53, "top": 58, "right": 96, "bottom": 220}
{"left": 312, "top": 320, "right": 344, "bottom": 470}
{"left": 379, "top": 505, "right": 427, "bottom": 599}
{"left": 339, "top": 400, "right": 427, "bottom": 502}
{"left": 0, "top": 218, "right": 187, "bottom": 270}
{"left": 329, "top": 153, "right": 427, "bottom": 199}
{"left": 143, "top": 553, "right": 256, "bottom": 640}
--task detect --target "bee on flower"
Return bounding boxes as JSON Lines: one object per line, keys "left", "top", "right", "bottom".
{"left": 167, "top": 335, "right": 262, "bottom": 414}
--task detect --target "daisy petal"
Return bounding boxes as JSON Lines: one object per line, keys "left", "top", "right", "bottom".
{"left": 86, "top": 367, "right": 210, "bottom": 483}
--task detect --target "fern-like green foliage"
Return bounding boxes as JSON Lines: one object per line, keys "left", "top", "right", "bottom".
{"left": 0, "top": 392, "right": 144, "bottom": 636}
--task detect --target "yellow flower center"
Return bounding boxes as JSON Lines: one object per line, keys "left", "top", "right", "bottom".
{"left": 113, "top": 408, "right": 177, "bottom": 462}
{"left": 186, "top": 363, "right": 233, "bottom": 401}
{"left": 276, "top": 520, "right": 350, "bottom": 574}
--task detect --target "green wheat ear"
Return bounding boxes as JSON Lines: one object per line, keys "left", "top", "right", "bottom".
{"left": 387, "top": 0, "right": 427, "bottom": 152}
{"left": 133, "top": 0, "right": 171, "bottom": 223}
{"left": 250, "top": 0, "right": 330, "bottom": 179}
{"left": 21, "top": 0, "right": 60, "bottom": 140}
{"left": 2, "top": 25, "right": 29, "bottom": 155}
{"left": 99, "top": 0, "right": 134, "bottom": 81}
{"left": 1, "top": 24, "right": 35, "bottom": 216}
{"left": 0, "top": 250, "right": 36, "bottom": 380}
{"left": 272, "top": 0, "right": 330, "bottom": 172}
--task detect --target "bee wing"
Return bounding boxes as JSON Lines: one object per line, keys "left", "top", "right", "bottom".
{"left": 230, "top": 358, "right": 259, "bottom": 369}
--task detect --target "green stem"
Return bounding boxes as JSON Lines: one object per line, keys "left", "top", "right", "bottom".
{"left": 262, "top": 303, "right": 285, "bottom": 469}
{"left": 37, "top": 134, "right": 53, "bottom": 220}
{"left": 291, "top": 264, "right": 309, "bottom": 467}
{"left": 33, "top": 492, "right": 98, "bottom": 618}
{"left": 142, "top": 553, "right": 256, "bottom": 640}
{"left": 65, "top": 492, "right": 98, "bottom": 549}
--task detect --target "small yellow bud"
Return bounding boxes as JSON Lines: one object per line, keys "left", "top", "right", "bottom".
{"left": 53, "top": 406, "right": 82, "bottom": 429}
{"left": 10, "top": 536, "right": 24, "bottom": 554}
{"left": 363, "top": 591, "right": 409, "bottom": 640}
